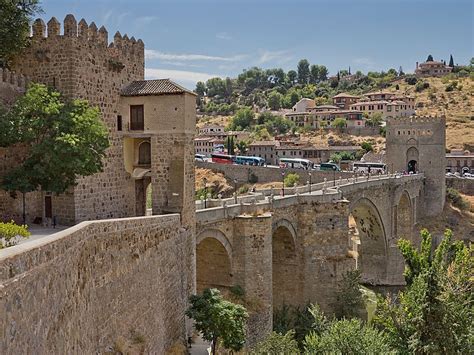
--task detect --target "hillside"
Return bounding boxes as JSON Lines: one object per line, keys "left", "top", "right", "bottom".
{"left": 380, "top": 76, "right": 474, "bottom": 150}
{"left": 197, "top": 75, "right": 473, "bottom": 151}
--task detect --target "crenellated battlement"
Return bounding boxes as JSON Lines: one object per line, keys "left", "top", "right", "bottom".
{"left": 0, "top": 67, "right": 29, "bottom": 91}
{"left": 30, "top": 14, "right": 145, "bottom": 61}
{"left": 386, "top": 115, "right": 446, "bottom": 126}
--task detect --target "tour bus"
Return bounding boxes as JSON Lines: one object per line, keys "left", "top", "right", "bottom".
{"left": 320, "top": 162, "right": 341, "bottom": 171}
{"left": 278, "top": 158, "right": 313, "bottom": 170}
{"left": 353, "top": 162, "right": 386, "bottom": 174}
{"left": 211, "top": 153, "right": 236, "bottom": 164}
{"left": 235, "top": 156, "right": 265, "bottom": 166}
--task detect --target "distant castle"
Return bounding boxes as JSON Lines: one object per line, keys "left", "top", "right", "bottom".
{"left": 0, "top": 15, "right": 196, "bottom": 228}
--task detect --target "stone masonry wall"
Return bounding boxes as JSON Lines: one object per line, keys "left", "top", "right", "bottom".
{"left": 11, "top": 15, "right": 145, "bottom": 224}
{"left": 196, "top": 161, "right": 354, "bottom": 185}
{"left": 0, "top": 214, "right": 194, "bottom": 354}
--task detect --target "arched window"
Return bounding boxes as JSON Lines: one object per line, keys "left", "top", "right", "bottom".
{"left": 138, "top": 142, "right": 151, "bottom": 165}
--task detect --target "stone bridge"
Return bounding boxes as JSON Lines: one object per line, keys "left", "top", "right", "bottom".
{"left": 195, "top": 174, "right": 423, "bottom": 343}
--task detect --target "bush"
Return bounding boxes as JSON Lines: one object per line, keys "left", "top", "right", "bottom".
{"left": 446, "top": 188, "right": 470, "bottom": 210}
{"left": 445, "top": 81, "right": 458, "bottom": 92}
{"left": 0, "top": 221, "right": 30, "bottom": 248}
{"left": 404, "top": 76, "right": 418, "bottom": 85}
{"left": 332, "top": 270, "right": 366, "bottom": 319}
{"left": 284, "top": 173, "right": 300, "bottom": 187}
{"left": 415, "top": 81, "right": 430, "bottom": 92}
{"left": 361, "top": 141, "right": 374, "bottom": 153}
{"left": 248, "top": 172, "right": 258, "bottom": 184}
{"left": 251, "top": 331, "right": 299, "bottom": 354}
{"left": 304, "top": 318, "right": 393, "bottom": 354}
{"left": 273, "top": 303, "right": 315, "bottom": 348}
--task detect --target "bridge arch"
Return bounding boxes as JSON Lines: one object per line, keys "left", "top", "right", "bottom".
{"left": 349, "top": 197, "right": 388, "bottom": 285}
{"left": 196, "top": 229, "right": 233, "bottom": 293}
{"left": 272, "top": 220, "right": 299, "bottom": 309}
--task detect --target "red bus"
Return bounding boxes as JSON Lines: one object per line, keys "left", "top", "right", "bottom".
{"left": 211, "top": 153, "right": 235, "bottom": 164}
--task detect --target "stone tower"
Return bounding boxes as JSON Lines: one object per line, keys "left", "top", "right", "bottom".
{"left": 9, "top": 15, "right": 195, "bottom": 228}
{"left": 386, "top": 116, "right": 446, "bottom": 217}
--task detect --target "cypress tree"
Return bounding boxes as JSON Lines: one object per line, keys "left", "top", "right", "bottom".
{"left": 448, "top": 54, "right": 454, "bottom": 67}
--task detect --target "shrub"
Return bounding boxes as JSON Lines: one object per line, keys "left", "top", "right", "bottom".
{"left": 404, "top": 76, "right": 418, "bottom": 85}
{"left": 284, "top": 173, "right": 300, "bottom": 187}
{"left": 361, "top": 141, "right": 374, "bottom": 153}
{"left": 415, "top": 81, "right": 429, "bottom": 92}
{"left": 332, "top": 270, "right": 366, "bottom": 319}
{"left": 446, "top": 188, "right": 470, "bottom": 210}
{"left": 273, "top": 303, "right": 315, "bottom": 348}
{"left": 445, "top": 81, "right": 458, "bottom": 92}
{"left": 0, "top": 221, "right": 30, "bottom": 248}
{"left": 251, "top": 331, "right": 299, "bottom": 354}
{"left": 248, "top": 172, "right": 258, "bottom": 184}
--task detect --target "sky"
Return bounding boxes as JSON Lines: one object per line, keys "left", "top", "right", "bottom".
{"left": 40, "top": 0, "right": 473, "bottom": 89}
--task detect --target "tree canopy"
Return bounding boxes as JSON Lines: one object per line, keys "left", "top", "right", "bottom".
{"left": 0, "top": 83, "right": 109, "bottom": 195}
{"left": 186, "top": 288, "right": 248, "bottom": 355}
{"left": 374, "top": 229, "right": 474, "bottom": 354}
{"left": 0, "top": 0, "right": 42, "bottom": 66}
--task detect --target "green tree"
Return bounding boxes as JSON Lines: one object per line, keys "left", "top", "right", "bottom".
{"left": 0, "top": 0, "right": 42, "bottom": 66}
{"left": 225, "top": 136, "right": 235, "bottom": 155}
{"left": 332, "top": 117, "right": 346, "bottom": 130}
{"left": 251, "top": 330, "right": 299, "bottom": 354}
{"left": 0, "top": 83, "right": 109, "bottom": 218}
{"left": 374, "top": 229, "right": 474, "bottom": 354}
{"left": 227, "top": 107, "right": 255, "bottom": 131}
{"left": 195, "top": 81, "right": 206, "bottom": 96}
{"left": 332, "top": 270, "right": 365, "bottom": 319}
{"left": 318, "top": 65, "right": 329, "bottom": 81}
{"left": 236, "top": 140, "right": 248, "bottom": 154}
{"left": 304, "top": 318, "right": 394, "bottom": 354}
{"left": 287, "top": 70, "right": 297, "bottom": 85}
{"left": 366, "top": 112, "right": 383, "bottom": 127}
{"left": 186, "top": 288, "right": 248, "bottom": 355}
{"left": 309, "top": 64, "right": 319, "bottom": 84}
{"left": 284, "top": 173, "right": 300, "bottom": 187}
{"left": 267, "top": 91, "right": 282, "bottom": 110}
{"left": 297, "top": 59, "right": 310, "bottom": 84}
{"left": 448, "top": 54, "right": 454, "bottom": 67}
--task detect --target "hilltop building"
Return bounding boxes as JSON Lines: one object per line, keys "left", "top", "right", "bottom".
{"left": 415, "top": 59, "right": 453, "bottom": 77}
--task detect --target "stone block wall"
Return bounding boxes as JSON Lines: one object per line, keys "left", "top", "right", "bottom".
{"left": 10, "top": 15, "right": 145, "bottom": 224}
{"left": 0, "top": 214, "right": 195, "bottom": 354}
{"left": 196, "top": 161, "right": 354, "bottom": 185}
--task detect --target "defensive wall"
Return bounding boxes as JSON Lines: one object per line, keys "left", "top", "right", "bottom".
{"left": 0, "top": 214, "right": 195, "bottom": 354}
{"left": 196, "top": 161, "right": 355, "bottom": 185}
{"left": 446, "top": 177, "right": 474, "bottom": 195}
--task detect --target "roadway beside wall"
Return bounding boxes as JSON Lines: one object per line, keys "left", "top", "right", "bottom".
{"left": 196, "top": 161, "right": 355, "bottom": 185}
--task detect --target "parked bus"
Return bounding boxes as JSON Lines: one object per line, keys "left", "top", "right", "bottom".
{"left": 353, "top": 162, "right": 386, "bottom": 174}
{"left": 235, "top": 156, "right": 265, "bottom": 166}
{"left": 320, "top": 162, "right": 341, "bottom": 171}
{"left": 278, "top": 158, "right": 313, "bottom": 170}
{"left": 211, "top": 153, "right": 235, "bottom": 164}
{"left": 195, "top": 154, "right": 206, "bottom": 162}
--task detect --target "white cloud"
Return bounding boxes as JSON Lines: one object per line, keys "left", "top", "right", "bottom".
{"left": 145, "top": 50, "right": 246, "bottom": 62}
{"left": 145, "top": 68, "right": 221, "bottom": 86}
{"left": 136, "top": 16, "right": 158, "bottom": 26}
{"left": 216, "top": 32, "right": 232, "bottom": 40}
{"left": 257, "top": 49, "right": 292, "bottom": 64}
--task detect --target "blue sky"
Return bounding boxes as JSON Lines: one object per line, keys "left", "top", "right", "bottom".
{"left": 41, "top": 0, "right": 473, "bottom": 89}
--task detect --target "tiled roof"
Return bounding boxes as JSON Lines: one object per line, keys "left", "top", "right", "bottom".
{"left": 249, "top": 140, "right": 279, "bottom": 147}
{"left": 333, "top": 92, "right": 359, "bottom": 98}
{"left": 121, "top": 79, "right": 196, "bottom": 96}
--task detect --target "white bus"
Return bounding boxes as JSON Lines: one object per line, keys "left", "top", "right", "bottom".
{"left": 278, "top": 158, "right": 313, "bottom": 170}
{"left": 353, "top": 162, "right": 386, "bottom": 174}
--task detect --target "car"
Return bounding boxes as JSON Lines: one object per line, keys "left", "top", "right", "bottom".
{"left": 446, "top": 172, "right": 458, "bottom": 178}
{"left": 463, "top": 172, "right": 474, "bottom": 178}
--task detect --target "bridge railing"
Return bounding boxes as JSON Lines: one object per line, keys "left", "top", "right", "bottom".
{"left": 195, "top": 173, "right": 424, "bottom": 225}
